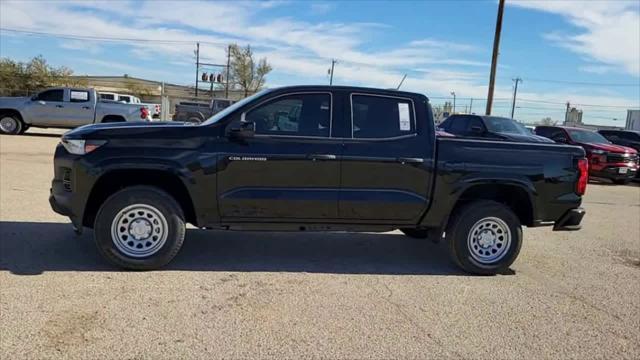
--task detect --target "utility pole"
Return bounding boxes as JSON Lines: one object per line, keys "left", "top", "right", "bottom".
{"left": 450, "top": 91, "right": 456, "bottom": 113}
{"left": 194, "top": 42, "right": 200, "bottom": 97}
{"left": 396, "top": 74, "right": 407, "bottom": 90}
{"left": 510, "top": 77, "right": 522, "bottom": 119}
{"left": 469, "top": 98, "right": 473, "bottom": 114}
{"left": 329, "top": 59, "right": 337, "bottom": 85}
{"left": 485, "top": 0, "right": 505, "bottom": 115}
{"left": 225, "top": 44, "right": 231, "bottom": 98}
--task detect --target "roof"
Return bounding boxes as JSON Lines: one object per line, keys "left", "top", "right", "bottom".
{"left": 268, "top": 85, "right": 427, "bottom": 100}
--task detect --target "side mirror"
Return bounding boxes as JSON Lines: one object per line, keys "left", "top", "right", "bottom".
{"left": 229, "top": 121, "right": 255, "bottom": 139}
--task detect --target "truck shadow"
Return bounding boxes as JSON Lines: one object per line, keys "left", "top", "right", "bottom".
{"left": 0, "top": 221, "right": 499, "bottom": 276}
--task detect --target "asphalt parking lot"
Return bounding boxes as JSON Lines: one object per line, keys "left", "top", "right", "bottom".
{"left": 1, "top": 129, "right": 639, "bottom": 359}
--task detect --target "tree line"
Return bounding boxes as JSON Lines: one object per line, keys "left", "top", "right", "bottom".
{"left": 1, "top": 46, "right": 272, "bottom": 99}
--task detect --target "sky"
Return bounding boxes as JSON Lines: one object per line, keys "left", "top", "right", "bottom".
{"left": 1, "top": 0, "right": 639, "bottom": 126}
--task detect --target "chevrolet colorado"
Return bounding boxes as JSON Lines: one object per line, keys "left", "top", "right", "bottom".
{"left": 50, "top": 86, "right": 587, "bottom": 274}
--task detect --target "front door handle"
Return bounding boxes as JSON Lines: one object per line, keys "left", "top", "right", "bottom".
{"left": 82, "top": 106, "right": 91, "bottom": 110}
{"left": 308, "top": 154, "right": 337, "bottom": 161}
{"left": 55, "top": 104, "right": 64, "bottom": 108}
{"left": 397, "top": 157, "right": 424, "bottom": 164}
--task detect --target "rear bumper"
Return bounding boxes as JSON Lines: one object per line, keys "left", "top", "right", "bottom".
{"left": 553, "top": 207, "right": 585, "bottom": 231}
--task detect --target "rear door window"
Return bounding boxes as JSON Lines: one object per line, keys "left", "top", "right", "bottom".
{"left": 70, "top": 90, "right": 90, "bottom": 103}
{"left": 351, "top": 94, "right": 415, "bottom": 139}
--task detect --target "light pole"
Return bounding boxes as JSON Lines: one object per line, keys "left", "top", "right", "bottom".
{"left": 450, "top": 91, "right": 456, "bottom": 114}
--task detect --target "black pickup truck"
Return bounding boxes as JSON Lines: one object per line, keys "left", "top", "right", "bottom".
{"left": 50, "top": 85, "right": 587, "bottom": 274}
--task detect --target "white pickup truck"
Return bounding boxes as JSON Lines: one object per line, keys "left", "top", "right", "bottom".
{"left": 99, "top": 92, "right": 161, "bottom": 119}
{"left": 0, "top": 88, "right": 152, "bottom": 135}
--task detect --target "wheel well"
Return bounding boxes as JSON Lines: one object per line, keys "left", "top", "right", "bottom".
{"left": 0, "top": 109, "right": 24, "bottom": 122}
{"left": 83, "top": 169, "right": 197, "bottom": 228}
{"left": 101, "top": 115, "right": 126, "bottom": 123}
{"left": 454, "top": 184, "right": 534, "bottom": 226}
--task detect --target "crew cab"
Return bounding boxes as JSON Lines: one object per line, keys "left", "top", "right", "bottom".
{"left": 438, "top": 114, "right": 553, "bottom": 143}
{"left": 50, "top": 86, "right": 587, "bottom": 275}
{"left": 0, "top": 87, "right": 152, "bottom": 135}
{"left": 535, "top": 126, "right": 638, "bottom": 184}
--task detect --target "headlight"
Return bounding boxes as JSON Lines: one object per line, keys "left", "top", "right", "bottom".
{"left": 61, "top": 139, "right": 106, "bottom": 155}
{"left": 591, "top": 149, "right": 605, "bottom": 155}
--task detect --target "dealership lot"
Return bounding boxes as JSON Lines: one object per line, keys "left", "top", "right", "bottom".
{"left": 1, "top": 130, "right": 639, "bottom": 359}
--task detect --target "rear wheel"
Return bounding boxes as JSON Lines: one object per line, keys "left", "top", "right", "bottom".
{"left": 446, "top": 201, "right": 522, "bottom": 275}
{"left": 94, "top": 186, "right": 186, "bottom": 270}
{"left": 0, "top": 115, "right": 23, "bottom": 135}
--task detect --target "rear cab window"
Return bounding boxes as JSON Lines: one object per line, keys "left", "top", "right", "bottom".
{"left": 350, "top": 94, "right": 415, "bottom": 139}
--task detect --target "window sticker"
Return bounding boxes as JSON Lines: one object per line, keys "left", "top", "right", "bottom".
{"left": 398, "top": 103, "right": 411, "bottom": 131}
{"left": 71, "top": 91, "right": 89, "bottom": 101}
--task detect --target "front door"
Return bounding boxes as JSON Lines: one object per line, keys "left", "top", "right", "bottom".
{"left": 217, "top": 92, "right": 341, "bottom": 220}
{"left": 22, "top": 89, "right": 67, "bottom": 126}
{"left": 339, "top": 93, "right": 435, "bottom": 223}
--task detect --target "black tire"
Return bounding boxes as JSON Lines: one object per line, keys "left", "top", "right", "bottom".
{"left": 94, "top": 186, "right": 186, "bottom": 270}
{"left": 18, "top": 124, "right": 29, "bottom": 135}
{"left": 400, "top": 228, "right": 430, "bottom": 239}
{"left": 613, "top": 179, "right": 630, "bottom": 185}
{"left": 446, "top": 200, "right": 522, "bottom": 275}
{"left": 0, "top": 115, "right": 23, "bottom": 135}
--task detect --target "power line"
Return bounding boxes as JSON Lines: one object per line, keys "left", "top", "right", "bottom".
{"left": 0, "top": 27, "right": 230, "bottom": 46}
{"left": 520, "top": 77, "right": 640, "bottom": 88}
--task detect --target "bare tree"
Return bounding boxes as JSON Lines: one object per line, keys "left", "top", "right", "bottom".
{"left": 537, "top": 117, "right": 557, "bottom": 126}
{"left": 227, "top": 44, "right": 272, "bottom": 97}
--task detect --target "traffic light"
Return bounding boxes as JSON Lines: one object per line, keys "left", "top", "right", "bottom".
{"left": 217, "top": 74, "right": 223, "bottom": 83}
{"left": 201, "top": 72, "right": 207, "bottom": 81}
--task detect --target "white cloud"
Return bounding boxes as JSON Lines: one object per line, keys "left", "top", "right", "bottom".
{"left": 510, "top": 0, "right": 640, "bottom": 76}
{"left": 310, "top": 2, "right": 336, "bottom": 15}
{"left": 1, "top": 0, "right": 638, "bottom": 125}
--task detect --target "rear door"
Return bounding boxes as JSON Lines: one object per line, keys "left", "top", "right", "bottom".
{"left": 60, "top": 89, "right": 95, "bottom": 126}
{"left": 217, "top": 91, "right": 342, "bottom": 220}
{"left": 338, "top": 92, "right": 435, "bottom": 223}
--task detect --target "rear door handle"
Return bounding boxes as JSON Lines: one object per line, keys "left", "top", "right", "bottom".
{"left": 308, "top": 154, "right": 337, "bottom": 161}
{"left": 82, "top": 106, "right": 91, "bottom": 110}
{"left": 397, "top": 157, "right": 424, "bottom": 164}
{"left": 55, "top": 104, "right": 64, "bottom": 108}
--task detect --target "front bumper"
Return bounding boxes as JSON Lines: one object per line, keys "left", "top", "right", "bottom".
{"left": 553, "top": 207, "right": 585, "bottom": 231}
{"left": 590, "top": 165, "right": 637, "bottom": 181}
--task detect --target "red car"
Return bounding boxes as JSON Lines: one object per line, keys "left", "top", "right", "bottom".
{"left": 535, "top": 126, "right": 638, "bottom": 184}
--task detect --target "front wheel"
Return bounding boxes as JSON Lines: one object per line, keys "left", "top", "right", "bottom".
{"left": 94, "top": 186, "right": 186, "bottom": 270}
{"left": 446, "top": 201, "right": 522, "bottom": 275}
{"left": 0, "top": 115, "right": 23, "bottom": 135}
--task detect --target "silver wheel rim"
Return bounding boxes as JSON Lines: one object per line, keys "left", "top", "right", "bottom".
{"left": 0, "top": 117, "right": 17, "bottom": 133}
{"left": 467, "top": 217, "right": 511, "bottom": 264}
{"left": 111, "top": 204, "right": 168, "bottom": 258}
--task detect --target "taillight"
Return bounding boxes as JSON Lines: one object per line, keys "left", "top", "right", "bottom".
{"left": 576, "top": 158, "right": 588, "bottom": 195}
{"left": 140, "top": 107, "right": 149, "bottom": 119}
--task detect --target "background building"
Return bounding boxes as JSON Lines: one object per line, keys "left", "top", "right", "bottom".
{"left": 626, "top": 109, "right": 640, "bottom": 131}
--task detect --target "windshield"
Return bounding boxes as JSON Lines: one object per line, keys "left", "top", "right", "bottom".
{"left": 567, "top": 129, "right": 610, "bottom": 144}
{"left": 483, "top": 116, "right": 530, "bottom": 135}
{"left": 201, "top": 89, "right": 271, "bottom": 125}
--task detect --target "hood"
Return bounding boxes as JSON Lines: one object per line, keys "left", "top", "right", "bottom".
{"left": 63, "top": 120, "right": 197, "bottom": 140}
{"left": 579, "top": 142, "right": 637, "bottom": 154}
{"left": 0, "top": 96, "right": 30, "bottom": 105}
{"left": 497, "top": 132, "right": 555, "bottom": 143}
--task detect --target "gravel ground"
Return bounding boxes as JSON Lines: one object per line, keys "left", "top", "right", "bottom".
{"left": 1, "top": 129, "right": 639, "bottom": 359}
